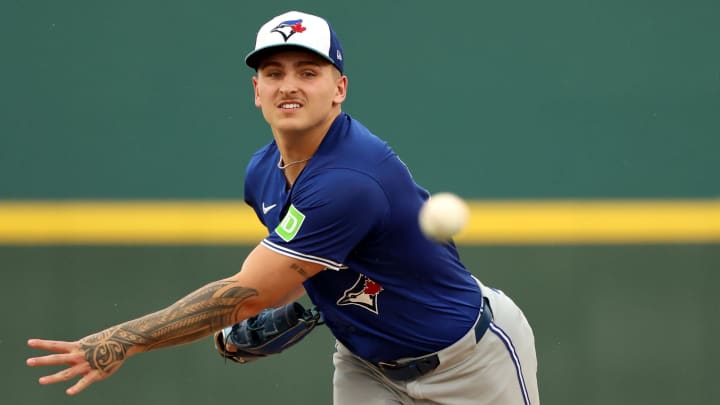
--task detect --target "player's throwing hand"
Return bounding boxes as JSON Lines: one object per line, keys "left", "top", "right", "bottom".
{"left": 26, "top": 333, "right": 128, "bottom": 395}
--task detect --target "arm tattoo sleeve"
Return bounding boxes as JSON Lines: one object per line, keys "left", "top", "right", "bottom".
{"left": 80, "top": 280, "right": 257, "bottom": 373}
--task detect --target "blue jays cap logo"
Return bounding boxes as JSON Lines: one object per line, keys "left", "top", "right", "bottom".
{"left": 337, "top": 274, "right": 384, "bottom": 314}
{"left": 271, "top": 19, "right": 307, "bottom": 42}
{"left": 246, "top": 11, "right": 345, "bottom": 73}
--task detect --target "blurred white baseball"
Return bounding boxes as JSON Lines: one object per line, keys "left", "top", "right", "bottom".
{"left": 418, "top": 192, "right": 469, "bottom": 241}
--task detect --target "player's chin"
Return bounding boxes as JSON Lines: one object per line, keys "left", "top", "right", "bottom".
{"left": 272, "top": 117, "right": 310, "bottom": 133}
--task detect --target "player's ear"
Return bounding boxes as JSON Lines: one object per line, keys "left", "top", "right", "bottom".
{"left": 333, "top": 75, "right": 348, "bottom": 105}
{"left": 253, "top": 76, "right": 261, "bottom": 108}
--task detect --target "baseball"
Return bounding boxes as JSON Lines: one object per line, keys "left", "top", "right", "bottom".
{"left": 418, "top": 192, "right": 469, "bottom": 241}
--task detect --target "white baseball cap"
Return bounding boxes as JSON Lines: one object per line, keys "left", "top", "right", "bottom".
{"left": 245, "top": 11, "right": 344, "bottom": 73}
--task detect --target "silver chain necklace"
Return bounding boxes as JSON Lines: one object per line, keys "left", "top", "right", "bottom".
{"left": 277, "top": 156, "right": 311, "bottom": 170}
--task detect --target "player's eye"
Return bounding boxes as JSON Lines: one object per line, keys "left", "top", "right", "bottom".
{"left": 300, "top": 70, "right": 317, "bottom": 78}
{"left": 263, "top": 70, "right": 282, "bottom": 78}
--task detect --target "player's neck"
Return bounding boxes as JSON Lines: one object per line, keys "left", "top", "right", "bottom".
{"left": 272, "top": 110, "right": 340, "bottom": 165}
{"left": 274, "top": 132, "right": 321, "bottom": 165}
{"left": 275, "top": 133, "right": 318, "bottom": 189}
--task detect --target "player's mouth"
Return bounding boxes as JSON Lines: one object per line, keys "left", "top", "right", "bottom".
{"left": 278, "top": 102, "right": 302, "bottom": 110}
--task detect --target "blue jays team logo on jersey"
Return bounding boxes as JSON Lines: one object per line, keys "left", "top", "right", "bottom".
{"left": 271, "top": 19, "right": 307, "bottom": 42}
{"left": 337, "top": 274, "right": 384, "bottom": 314}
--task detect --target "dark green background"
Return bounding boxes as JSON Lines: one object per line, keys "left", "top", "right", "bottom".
{"left": 2, "top": 1, "right": 720, "bottom": 404}
{"left": 3, "top": 245, "right": 719, "bottom": 404}
{"left": 1, "top": 0, "right": 718, "bottom": 199}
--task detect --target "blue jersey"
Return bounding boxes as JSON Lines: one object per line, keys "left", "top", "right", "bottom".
{"left": 244, "top": 113, "right": 482, "bottom": 363}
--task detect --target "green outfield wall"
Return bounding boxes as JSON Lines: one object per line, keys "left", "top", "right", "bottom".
{"left": 2, "top": 0, "right": 718, "bottom": 199}
{"left": 2, "top": 1, "right": 719, "bottom": 405}
{"left": 3, "top": 245, "right": 719, "bottom": 405}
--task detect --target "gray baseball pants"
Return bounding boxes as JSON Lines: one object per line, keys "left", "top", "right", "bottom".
{"left": 332, "top": 280, "right": 539, "bottom": 404}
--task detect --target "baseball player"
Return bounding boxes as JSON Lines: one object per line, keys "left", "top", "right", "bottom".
{"left": 26, "top": 11, "right": 539, "bottom": 404}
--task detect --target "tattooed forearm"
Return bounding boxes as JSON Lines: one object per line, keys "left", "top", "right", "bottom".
{"left": 80, "top": 280, "right": 257, "bottom": 373}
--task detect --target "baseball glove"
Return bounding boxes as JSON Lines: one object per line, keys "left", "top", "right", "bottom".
{"left": 214, "top": 301, "right": 322, "bottom": 363}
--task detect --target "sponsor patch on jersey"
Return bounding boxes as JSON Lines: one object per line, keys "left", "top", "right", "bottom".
{"left": 337, "top": 274, "right": 384, "bottom": 314}
{"left": 275, "top": 204, "right": 305, "bottom": 242}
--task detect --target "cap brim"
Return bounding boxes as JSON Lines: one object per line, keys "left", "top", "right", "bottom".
{"left": 245, "top": 44, "right": 337, "bottom": 70}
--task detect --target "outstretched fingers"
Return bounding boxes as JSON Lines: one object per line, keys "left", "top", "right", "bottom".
{"left": 26, "top": 352, "right": 84, "bottom": 367}
{"left": 37, "top": 362, "right": 92, "bottom": 386}
{"left": 27, "top": 339, "right": 77, "bottom": 353}
{"left": 27, "top": 337, "right": 106, "bottom": 395}
{"left": 66, "top": 370, "right": 104, "bottom": 396}
{"left": 27, "top": 339, "right": 85, "bottom": 370}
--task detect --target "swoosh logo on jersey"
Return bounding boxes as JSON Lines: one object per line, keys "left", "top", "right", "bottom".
{"left": 262, "top": 202, "right": 277, "bottom": 214}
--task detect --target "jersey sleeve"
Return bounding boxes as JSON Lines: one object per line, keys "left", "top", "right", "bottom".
{"left": 261, "top": 169, "right": 389, "bottom": 270}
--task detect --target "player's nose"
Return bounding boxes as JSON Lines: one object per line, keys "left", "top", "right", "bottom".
{"left": 279, "top": 87, "right": 298, "bottom": 96}
{"left": 278, "top": 77, "right": 300, "bottom": 95}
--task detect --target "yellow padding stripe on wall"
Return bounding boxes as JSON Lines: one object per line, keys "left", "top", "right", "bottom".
{"left": 0, "top": 200, "right": 719, "bottom": 245}
{"left": 459, "top": 200, "right": 720, "bottom": 244}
